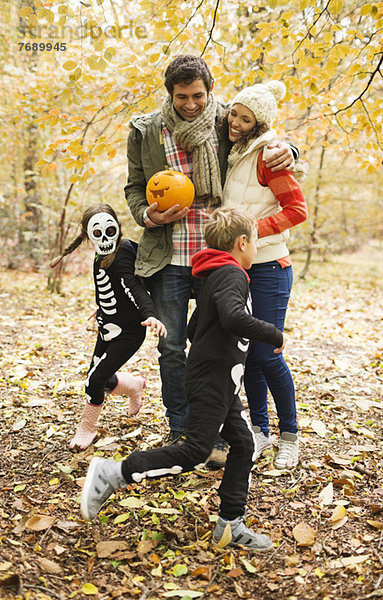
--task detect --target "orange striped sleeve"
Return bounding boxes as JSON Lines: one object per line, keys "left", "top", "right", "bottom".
{"left": 256, "top": 153, "right": 308, "bottom": 239}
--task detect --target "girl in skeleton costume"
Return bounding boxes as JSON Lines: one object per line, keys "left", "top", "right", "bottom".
{"left": 50, "top": 204, "right": 167, "bottom": 450}
{"left": 80, "top": 208, "right": 285, "bottom": 552}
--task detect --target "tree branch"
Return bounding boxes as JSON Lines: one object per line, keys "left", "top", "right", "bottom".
{"left": 201, "top": 0, "right": 220, "bottom": 56}
{"left": 330, "top": 52, "right": 383, "bottom": 117}
{"left": 293, "top": 1, "right": 332, "bottom": 58}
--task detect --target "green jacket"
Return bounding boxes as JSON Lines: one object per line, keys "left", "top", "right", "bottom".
{"left": 124, "top": 104, "right": 231, "bottom": 278}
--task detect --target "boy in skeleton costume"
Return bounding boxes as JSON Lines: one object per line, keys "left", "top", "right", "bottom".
{"left": 50, "top": 204, "right": 166, "bottom": 450}
{"left": 81, "top": 207, "right": 285, "bottom": 551}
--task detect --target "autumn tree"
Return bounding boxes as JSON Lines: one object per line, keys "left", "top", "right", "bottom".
{"left": 1, "top": 0, "right": 381, "bottom": 282}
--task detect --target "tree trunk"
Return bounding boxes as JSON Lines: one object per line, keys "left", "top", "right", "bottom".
{"left": 47, "top": 183, "right": 74, "bottom": 293}
{"left": 297, "top": 137, "right": 327, "bottom": 280}
{"left": 18, "top": 0, "right": 41, "bottom": 263}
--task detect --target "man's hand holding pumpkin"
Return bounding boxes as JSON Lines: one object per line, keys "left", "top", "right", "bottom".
{"left": 145, "top": 201, "right": 190, "bottom": 227}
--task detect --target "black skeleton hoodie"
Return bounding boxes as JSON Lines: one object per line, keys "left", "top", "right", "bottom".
{"left": 94, "top": 239, "right": 157, "bottom": 341}
{"left": 187, "top": 249, "right": 283, "bottom": 371}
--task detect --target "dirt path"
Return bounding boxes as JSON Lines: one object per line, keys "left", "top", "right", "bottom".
{"left": 0, "top": 243, "right": 382, "bottom": 600}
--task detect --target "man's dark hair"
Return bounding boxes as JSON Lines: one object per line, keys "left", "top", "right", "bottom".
{"left": 164, "top": 55, "right": 213, "bottom": 96}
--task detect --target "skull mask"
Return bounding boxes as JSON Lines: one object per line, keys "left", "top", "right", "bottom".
{"left": 87, "top": 212, "right": 120, "bottom": 255}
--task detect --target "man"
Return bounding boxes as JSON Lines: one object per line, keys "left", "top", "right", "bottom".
{"left": 124, "top": 55, "right": 297, "bottom": 467}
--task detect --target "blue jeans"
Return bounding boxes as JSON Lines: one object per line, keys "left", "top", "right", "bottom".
{"left": 244, "top": 261, "right": 297, "bottom": 436}
{"left": 146, "top": 265, "right": 203, "bottom": 432}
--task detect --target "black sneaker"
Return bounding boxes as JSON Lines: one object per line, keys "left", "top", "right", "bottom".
{"left": 163, "top": 430, "right": 186, "bottom": 446}
{"left": 206, "top": 437, "right": 229, "bottom": 469}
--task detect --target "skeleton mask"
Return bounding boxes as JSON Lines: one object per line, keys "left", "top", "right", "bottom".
{"left": 87, "top": 212, "right": 119, "bottom": 255}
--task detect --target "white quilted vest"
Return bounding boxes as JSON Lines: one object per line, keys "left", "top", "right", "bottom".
{"left": 223, "top": 130, "right": 289, "bottom": 264}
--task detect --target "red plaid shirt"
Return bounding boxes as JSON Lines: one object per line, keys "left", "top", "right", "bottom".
{"left": 161, "top": 122, "right": 219, "bottom": 267}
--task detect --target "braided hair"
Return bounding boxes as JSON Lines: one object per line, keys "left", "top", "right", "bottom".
{"left": 50, "top": 204, "right": 122, "bottom": 270}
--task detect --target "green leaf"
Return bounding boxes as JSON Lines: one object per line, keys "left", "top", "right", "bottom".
{"left": 113, "top": 513, "right": 130, "bottom": 524}
{"left": 169, "top": 564, "right": 188, "bottom": 577}
{"left": 14, "top": 484, "right": 26, "bottom": 493}
{"left": 240, "top": 557, "right": 257, "bottom": 573}
{"left": 119, "top": 497, "right": 144, "bottom": 509}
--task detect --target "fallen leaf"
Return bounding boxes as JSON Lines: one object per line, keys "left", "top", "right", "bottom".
{"left": 55, "top": 520, "right": 82, "bottom": 531}
{"left": 24, "top": 398, "right": 51, "bottom": 407}
{"left": 25, "top": 515, "right": 55, "bottom": 531}
{"left": 318, "top": 482, "right": 333, "bottom": 506}
{"left": 11, "top": 365, "right": 29, "bottom": 379}
{"left": 137, "top": 539, "right": 156, "bottom": 555}
{"left": 12, "top": 419, "right": 27, "bottom": 432}
{"left": 292, "top": 522, "right": 316, "bottom": 546}
{"left": 0, "top": 563, "right": 12, "bottom": 572}
{"left": 143, "top": 504, "right": 180, "bottom": 515}
{"left": 329, "top": 505, "right": 347, "bottom": 522}
{"left": 325, "top": 454, "right": 350, "bottom": 467}
{"left": 311, "top": 419, "right": 327, "bottom": 438}
{"left": 14, "top": 484, "right": 26, "bottom": 493}
{"left": 121, "top": 427, "right": 142, "bottom": 440}
{"left": 114, "top": 513, "right": 130, "bottom": 524}
{"left": 227, "top": 568, "right": 243, "bottom": 577}
{"left": 285, "top": 567, "right": 299, "bottom": 576}
{"left": 38, "top": 558, "right": 62, "bottom": 574}
{"left": 367, "top": 520, "right": 383, "bottom": 530}
{"left": 82, "top": 582, "right": 98, "bottom": 595}
{"left": 357, "top": 427, "right": 375, "bottom": 439}
{"left": 215, "top": 522, "right": 232, "bottom": 549}
{"left": 233, "top": 580, "right": 251, "bottom": 598}
{"left": 328, "top": 555, "right": 369, "bottom": 569}
{"left": 331, "top": 516, "right": 348, "bottom": 530}
{"left": 285, "top": 554, "right": 300, "bottom": 567}
{"left": 94, "top": 436, "right": 119, "bottom": 447}
{"left": 191, "top": 565, "right": 211, "bottom": 580}
{"left": 170, "top": 563, "right": 188, "bottom": 577}
{"left": 119, "top": 497, "right": 144, "bottom": 509}
{"left": 240, "top": 557, "right": 257, "bottom": 573}
{"left": 96, "top": 540, "right": 130, "bottom": 558}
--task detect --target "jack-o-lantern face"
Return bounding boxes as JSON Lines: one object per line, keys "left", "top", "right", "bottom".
{"left": 146, "top": 170, "right": 195, "bottom": 212}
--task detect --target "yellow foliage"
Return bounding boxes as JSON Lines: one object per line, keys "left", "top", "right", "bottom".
{"left": 19, "top": 6, "right": 34, "bottom": 17}
{"left": 63, "top": 60, "right": 78, "bottom": 71}
{"left": 28, "top": 14, "right": 38, "bottom": 28}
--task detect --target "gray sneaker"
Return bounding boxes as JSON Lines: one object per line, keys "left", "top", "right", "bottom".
{"left": 213, "top": 516, "right": 273, "bottom": 552}
{"left": 81, "top": 457, "right": 126, "bottom": 521}
{"left": 275, "top": 432, "right": 299, "bottom": 469}
{"left": 253, "top": 426, "right": 273, "bottom": 459}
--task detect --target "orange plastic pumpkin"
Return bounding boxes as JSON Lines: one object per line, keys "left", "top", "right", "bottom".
{"left": 146, "top": 170, "right": 195, "bottom": 212}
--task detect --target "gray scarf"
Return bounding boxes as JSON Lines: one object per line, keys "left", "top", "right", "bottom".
{"left": 161, "top": 94, "right": 222, "bottom": 206}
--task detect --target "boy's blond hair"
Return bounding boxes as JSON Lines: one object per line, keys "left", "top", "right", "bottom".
{"left": 204, "top": 207, "right": 257, "bottom": 252}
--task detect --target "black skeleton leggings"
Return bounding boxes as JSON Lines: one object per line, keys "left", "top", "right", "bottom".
{"left": 85, "top": 328, "right": 145, "bottom": 406}
{"left": 121, "top": 364, "right": 255, "bottom": 520}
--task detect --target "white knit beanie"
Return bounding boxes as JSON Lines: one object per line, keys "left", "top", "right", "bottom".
{"left": 230, "top": 81, "right": 286, "bottom": 128}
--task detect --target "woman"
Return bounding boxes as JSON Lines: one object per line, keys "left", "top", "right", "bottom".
{"left": 221, "top": 81, "right": 307, "bottom": 469}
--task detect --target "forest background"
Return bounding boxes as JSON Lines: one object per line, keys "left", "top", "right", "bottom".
{"left": 0, "top": 1, "right": 382, "bottom": 600}
{"left": 0, "top": 0, "right": 381, "bottom": 285}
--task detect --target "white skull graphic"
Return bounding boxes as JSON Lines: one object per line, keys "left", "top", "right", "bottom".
{"left": 87, "top": 212, "right": 119, "bottom": 255}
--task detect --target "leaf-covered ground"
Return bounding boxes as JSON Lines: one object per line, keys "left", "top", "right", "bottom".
{"left": 0, "top": 242, "right": 382, "bottom": 600}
